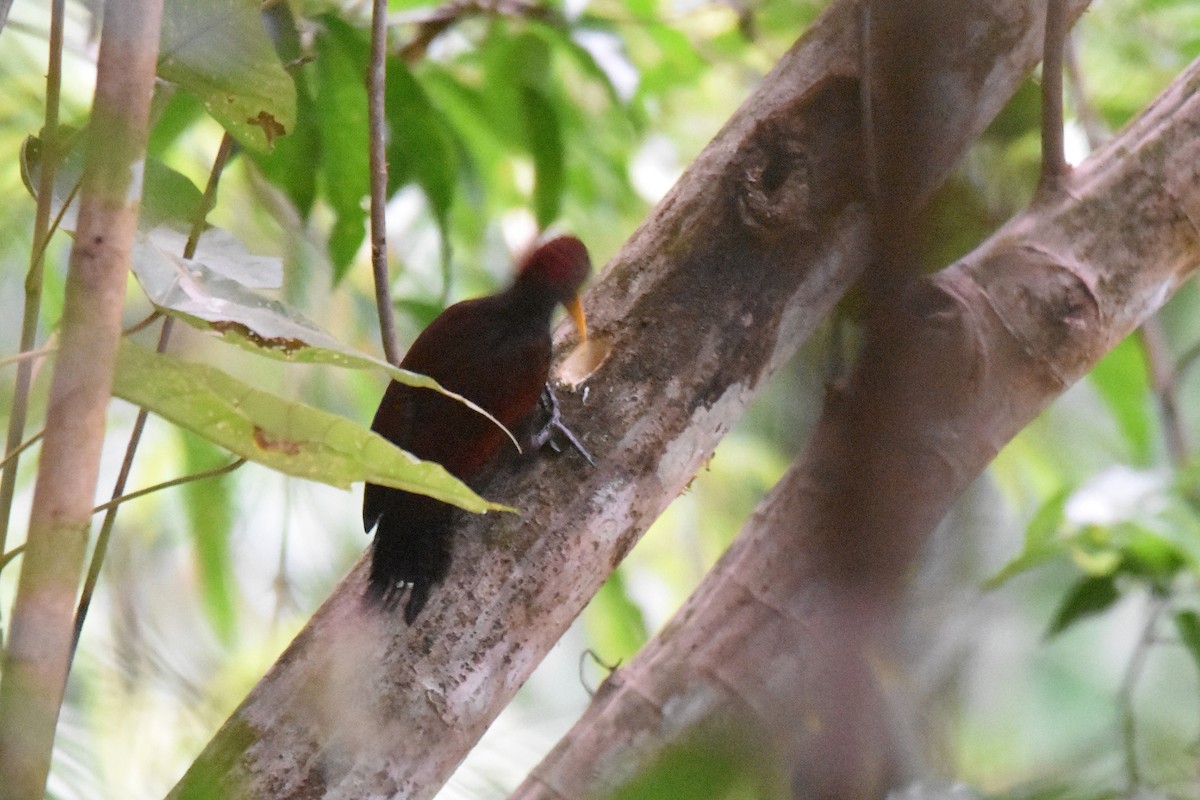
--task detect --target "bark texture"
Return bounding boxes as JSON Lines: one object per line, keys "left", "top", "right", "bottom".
{"left": 169, "top": 0, "right": 1092, "bottom": 797}
{"left": 513, "top": 51, "right": 1200, "bottom": 800}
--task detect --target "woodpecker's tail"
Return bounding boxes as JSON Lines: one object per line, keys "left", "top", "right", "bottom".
{"left": 364, "top": 491, "right": 454, "bottom": 624}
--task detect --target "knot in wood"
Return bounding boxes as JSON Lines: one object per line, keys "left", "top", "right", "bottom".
{"left": 733, "top": 133, "right": 814, "bottom": 240}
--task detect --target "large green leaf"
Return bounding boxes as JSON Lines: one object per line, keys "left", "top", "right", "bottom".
{"left": 158, "top": 0, "right": 296, "bottom": 152}
{"left": 111, "top": 341, "right": 511, "bottom": 514}
{"left": 128, "top": 226, "right": 518, "bottom": 449}
{"left": 315, "top": 17, "right": 371, "bottom": 278}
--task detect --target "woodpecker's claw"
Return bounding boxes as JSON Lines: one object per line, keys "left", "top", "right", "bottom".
{"left": 536, "top": 385, "right": 596, "bottom": 467}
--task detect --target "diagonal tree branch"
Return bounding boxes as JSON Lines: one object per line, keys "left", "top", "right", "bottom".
{"left": 514, "top": 47, "right": 1200, "bottom": 800}
{"left": 168, "top": 0, "right": 1090, "bottom": 797}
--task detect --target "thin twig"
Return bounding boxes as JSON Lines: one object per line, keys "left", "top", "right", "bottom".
{"left": 72, "top": 133, "right": 236, "bottom": 653}
{"left": 1138, "top": 320, "right": 1189, "bottom": 467}
{"left": 1038, "top": 0, "right": 1069, "bottom": 195}
{"left": 369, "top": 0, "right": 401, "bottom": 366}
{"left": 124, "top": 309, "right": 164, "bottom": 336}
{"left": 0, "top": 544, "right": 26, "bottom": 572}
{"left": 397, "top": 0, "right": 556, "bottom": 64}
{"left": 1119, "top": 595, "right": 1167, "bottom": 795}
{"left": 0, "top": 0, "right": 66, "bottom": 556}
{"left": 0, "top": 346, "right": 56, "bottom": 370}
{"left": 90, "top": 458, "right": 247, "bottom": 515}
{"left": 0, "top": 431, "right": 45, "bottom": 475}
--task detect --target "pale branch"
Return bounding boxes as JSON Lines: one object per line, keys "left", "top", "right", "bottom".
{"left": 368, "top": 0, "right": 401, "bottom": 367}
{"left": 167, "top": 0, "right": 1091, "bottom": 798}
{"left": 0, "top": 1, "right": 164, "bottom": 797}
{"left": 514, "top": 50, "right": 1200, "bottom": 800}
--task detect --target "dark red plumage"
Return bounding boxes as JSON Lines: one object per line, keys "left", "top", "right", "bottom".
{"left": 363, "top": 236, "right": 591, "bottom": 623}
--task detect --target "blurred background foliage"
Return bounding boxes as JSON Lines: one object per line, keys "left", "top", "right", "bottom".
{"left": 1, "top": 0, "right": 1200, "bottom": 798}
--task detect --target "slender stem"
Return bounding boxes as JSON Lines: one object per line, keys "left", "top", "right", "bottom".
{"left": 0, "top": 432, "right": 45, "bottom": 477}
{"left": 90, "top": 458, "right": 247, "bottom": 516}
{"left": 0, "top": 0, "right": 66, "bottom": 557}
{"left": 1138, "top": 320, "right": 1188, "bottom": 467}
{"left": 124, "top": 309, "right": 164, "bottom": 336}
{"left": 0, "top": 545, "right": 25, "bottom": 572}
{"left": 1038, "top": 0, "right": 1068, "bottom": 195}
{"left": 1119, "top": 596, "right": 1167, "bottom": 795}
{"left": 369, "top": 0, "right": 401, "bottom": 366}
{"left": 0, "top": 346, "right": 56, "bottom": 370}
{"left": 72, "top": 134, "right": 236, "bottom": 652}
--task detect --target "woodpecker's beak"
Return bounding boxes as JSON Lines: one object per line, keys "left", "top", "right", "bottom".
{"left": 564, "top": 295, "right": 588, "bottom": 342}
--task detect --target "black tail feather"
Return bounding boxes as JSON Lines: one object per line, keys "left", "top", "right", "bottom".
{"left": 364, "top": 492, "right": 454, "bottom": 624}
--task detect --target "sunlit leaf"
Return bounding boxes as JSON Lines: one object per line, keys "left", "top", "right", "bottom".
{"left": 251, "top": 70, "right": 321, "bottom": 216}
{"left": 1117, "top": 526, "right": 1187, "bottom": 594}
{"left": 111, "top": 341, "right": 512, "bottom": 513}
{"left": 1089, "top": 335, "right": 1154, "bottom": 465}
{"left": 158, "top": 0, "right": 296, "bottom": 152}
{"left": 586, "top": 571, "right": 649, "bottom": 662}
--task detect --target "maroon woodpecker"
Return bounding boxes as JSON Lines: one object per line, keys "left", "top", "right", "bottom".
{"left": 363, "top": 236, "right": 591, "bottom": 623}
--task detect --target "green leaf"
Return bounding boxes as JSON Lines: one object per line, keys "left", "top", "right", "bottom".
{"left": 524, "top": 86, "right": 564, "bottom": 228}
{"left": 251, "top": 68, "right": 321, "bottom": 216}
{"left": 1117, "top": 526, "right": 1187, "bottom": 593}
{"left": 22, "top": 130, "right": 205, "bottom": 232}
{"left": 1174, "top": 610, "right": 1200, "bottom": 678}
{"left": 111, "top": 341, "right": 512, "bottom": 514}
{"left": 1088, "top": 335, "right": 1154, "bottom": 465}
{"left": 179, "top": 431, "right": 238, "bottom": 644}
{"left": 586, "top": 571, "right": 649, "bottom": 662}
{"left": 985, "top": 487, "right": 1070, "bottom": 588}
{"left": 1046, "top": 574, "right": 1120, "bottom": 638}
{"left": 609, "top": 731, "right": 786, "bottom": 800}
{"left": 314, "top": 17, "right": 371, "bottom": 277}
{"left": 386, "top": 61, "right": 459, "bottom": 220}
{"left": 128, "top": 230, "right": 518, "bottom": 449}
{"left": 158, "top": 0, "right": 296, "bottom": 152}
{"left": 133, "top": 226, "right": 283, "bottom": 290}
{"left": 528, "top": 20, "right": 630, "bottom": 110}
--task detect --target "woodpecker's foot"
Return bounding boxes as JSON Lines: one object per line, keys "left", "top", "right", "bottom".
{"left": 535, "top": 384, "right": 596, "bottom": 466}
